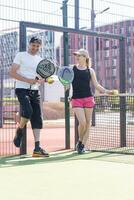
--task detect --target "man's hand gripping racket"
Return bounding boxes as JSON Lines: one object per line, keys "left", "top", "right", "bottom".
{"left": 36, "top": 59, "right": 55, "bottom": 83}
{"left": 30, "top": 59, "right": 56, "bottom": 89}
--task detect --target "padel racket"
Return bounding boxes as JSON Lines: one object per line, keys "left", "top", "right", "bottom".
{"left": 58, "top": 66, "right": 74, "bottom": 86}
{"left": 36, "top": 59, "right": 55, "bottom": 80}
{"left": 30, "top": 59, "right": 56, "bottom": 89}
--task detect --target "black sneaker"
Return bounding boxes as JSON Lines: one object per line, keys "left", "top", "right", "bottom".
{"left": 13, "top": 127, "right": 23, "bottom": 148}
{"left": 78, "top": 143, "right": 85, "bottom": 154}
{"left": 32, "top": 147, "right": 49, "bottom": 157}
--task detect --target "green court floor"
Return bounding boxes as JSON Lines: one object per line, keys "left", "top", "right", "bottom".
{"left": 0, "top": 151, "right": 134, "bottom": 200}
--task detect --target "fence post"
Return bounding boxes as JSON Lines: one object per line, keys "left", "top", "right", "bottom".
{"left": 19, "top": 22, "right": 27, "bottom": 155}
{"left": 74, "top": 0, "right": 80, "bottom": 147}
{"left": 119, "top": 37, "right": 126, "bottom": 147}
{"left": 0, "top": 69, "right": 3, "bottom": 128}
{"left": 62, "top": 1, "right": 70, "bottom": 149}
{"left": 75, "top": 0, "right": 79, "bottom": 30}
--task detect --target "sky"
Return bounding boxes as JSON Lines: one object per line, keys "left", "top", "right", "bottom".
{"left": 0, "top": 0, "right": 134, "bottom": 46}
{"left": 0, "top": 0, "right": 134, "bottom": 30}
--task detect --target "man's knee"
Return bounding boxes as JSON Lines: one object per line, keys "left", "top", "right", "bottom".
{"left": 21, "top": 106, "right": 33, "bottom": 119}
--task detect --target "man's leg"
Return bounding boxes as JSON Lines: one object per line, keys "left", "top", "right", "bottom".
{"left": 33, "top": 129, "right": 40, "bottom": 150}
{"left": 14, "top": 89, "right": 33, "bottom": 147}
{"left": 19, "top": 117, "right": 29, "bottom": 129}
{"left": 30, "top": 91, "right": 49, "bottom": 157}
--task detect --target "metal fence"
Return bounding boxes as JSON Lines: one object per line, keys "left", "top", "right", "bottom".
{"left": 0, "top": 100, "right": 19, "bottom": 156}
{"left": 1, "top": 0, "right": 133, "bottom": 157}
{"left": 1, "top": 94, "right": 134, "bottom": 156}
{"left": 75, "top": 95, "right": 134, "bottom": 154}
{"left": 0, "top": 18, "right": 125, "bottom": 156}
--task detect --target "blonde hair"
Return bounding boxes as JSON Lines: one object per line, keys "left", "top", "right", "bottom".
{"left": 86, "top": 57, "right": 92, "bottom": 69}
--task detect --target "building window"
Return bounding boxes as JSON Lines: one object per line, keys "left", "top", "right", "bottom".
{"left": 114, "top": 28, "right": 118, "bottom": 34}
{"left": 127, "top": 38, "right": 131, "bottom": 44}
{"left": 112, "top": 69, "right": 116, "bottom": 77}
{"left": 128, "top": 67, "right": 131, "bottom": 75}
{"left": 129, "top": 88, "right": 132, "bottom": 93}
{"left": 129, "top": 77, "right": 131, "bottom": 84}
{"left": 128, "top": 57, "right": 131, "bottom": 65}
{"left": 105, "top": 50, "right": 109, "bottom": 57}
{"left": 105, "top": 59, "right": 109, "bottom": 68}
{"left": 105, "top": 40, "right": 110, "bottom": 48}
{"left": 112, "top": 49, "right": 117, "bottom": 56}
{"left": 112, "top": 39, "right": 118, "bottom": 46}
{"left": 128, "top": 26, "right": 132, "bottom": 33}
{"left": 112, "top": 59, "right": 117, "bottom": 66}
{"left": 120, "top": 27, "right": 124, "bottom": 34}
{"left": 128, "top": 46, "right": 131, "bottom": 54}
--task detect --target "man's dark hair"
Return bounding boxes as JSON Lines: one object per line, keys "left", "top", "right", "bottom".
{"left": 29, "top": 37, "right": 42, "bottom": 45}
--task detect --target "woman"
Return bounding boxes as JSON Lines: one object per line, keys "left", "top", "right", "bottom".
{"left": 71, "top": 49, "right": 113, "bottom": 154}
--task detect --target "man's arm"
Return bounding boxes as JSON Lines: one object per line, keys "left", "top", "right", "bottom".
{"left": 9, "top": 63, "right": 37, "bottom": 85}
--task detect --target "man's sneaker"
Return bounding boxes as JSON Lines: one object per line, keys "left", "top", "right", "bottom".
{"left": 78, "top": 143, "right": 85, "bottom": 154}
{"left": 32, "top": 147, "right": 49, "bottom": 157}
{"left": 13, "top": 127, "right": 23, "bottom": 147}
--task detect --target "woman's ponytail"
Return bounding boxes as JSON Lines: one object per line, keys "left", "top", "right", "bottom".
{"left": 86, "top": 57, "right": 92, "bottom": 69}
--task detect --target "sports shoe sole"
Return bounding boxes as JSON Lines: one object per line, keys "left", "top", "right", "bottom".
{"left": 32, "top": 153, "right": 50, "bottom": 158}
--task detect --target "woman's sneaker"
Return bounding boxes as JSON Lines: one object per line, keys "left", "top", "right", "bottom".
{"left": 32, "top": 147, "right": 49, "bottom": 157}
{"left": 13, "top": 127, "right": 23, "bottom": 147}
{"left": 76, "top": 141, "right": 85, "bottom": 154}
{"left": 78, "top": 143, "right": 85, "bottom": 154}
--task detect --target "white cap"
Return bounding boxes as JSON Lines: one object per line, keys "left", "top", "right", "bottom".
{"left": 73, "top": 49, "right": 89, "bottom": 59}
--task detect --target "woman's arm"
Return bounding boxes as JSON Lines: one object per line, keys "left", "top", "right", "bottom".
{"left": 90, "top": 68, "right": 112, "bottom": 94}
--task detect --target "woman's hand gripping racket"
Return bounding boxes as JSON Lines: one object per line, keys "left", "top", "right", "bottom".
{"left": 57, "top": 66, "right": 74, "bottom": 91}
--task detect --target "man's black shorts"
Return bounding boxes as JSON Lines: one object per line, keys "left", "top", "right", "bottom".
{"left": 15, "top": 88, "right": 43, "bottom": 129}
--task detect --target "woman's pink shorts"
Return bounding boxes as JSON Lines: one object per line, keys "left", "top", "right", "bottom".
{"left": 71, "top": 96, "right": 95, "bottom": 108}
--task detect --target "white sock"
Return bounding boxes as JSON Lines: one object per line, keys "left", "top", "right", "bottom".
{"left": 33, "top": 129, "right": 40, "bottom": 142}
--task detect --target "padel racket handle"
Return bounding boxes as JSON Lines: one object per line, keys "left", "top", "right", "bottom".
{"left": 35, "top": 76, "right": 47, "bottom": 82}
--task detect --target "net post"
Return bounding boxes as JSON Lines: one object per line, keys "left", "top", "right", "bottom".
{"left": 119, "top": 37, "right": 126, "bottom": 147}
{"left": 19, "top": 22, "right": 27, "bottom": 155}
{"left": 92, "top": 108, "right": 96, "bottom": 126}
{"left": 74, "top": 115, "right": 79, "bottom": 147}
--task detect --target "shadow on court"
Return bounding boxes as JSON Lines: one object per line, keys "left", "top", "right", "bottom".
{"left": 1, "top": 150, "right": 134, "bottom": 168}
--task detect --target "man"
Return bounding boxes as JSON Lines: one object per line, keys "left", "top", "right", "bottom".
{"left": 10, "top": 37, "right": 53, "bottom": 157}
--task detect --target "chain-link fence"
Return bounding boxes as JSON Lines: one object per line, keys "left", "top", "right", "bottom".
{"left": 88, "top": 95, "right": 134, "bottom": 154}
{"left": 0, "top": 0, "right": 134, "bottom": 156}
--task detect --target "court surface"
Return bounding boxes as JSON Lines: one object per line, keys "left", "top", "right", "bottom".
{"left": 0, "top": 151, "right": 134, "bottom": 200}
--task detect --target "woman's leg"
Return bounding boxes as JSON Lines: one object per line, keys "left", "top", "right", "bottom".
{"left": 73, "top": 108, "right": 87, "bottom": 142}
{"left": 82, "top": 108, "right": 93, "bottom": 147}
